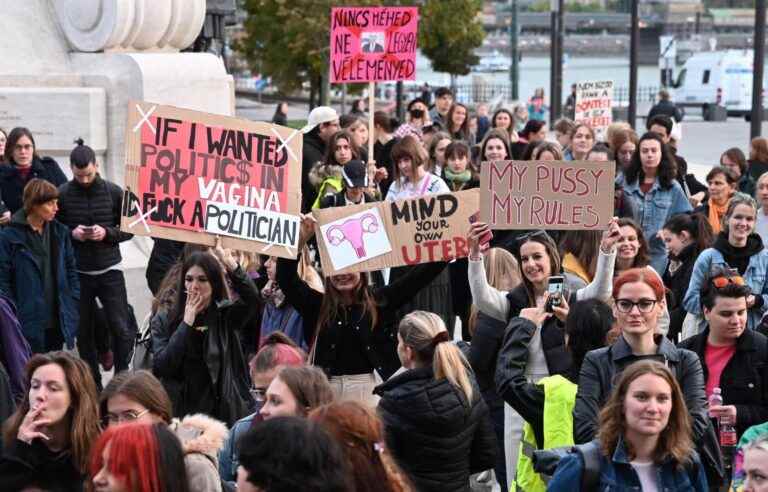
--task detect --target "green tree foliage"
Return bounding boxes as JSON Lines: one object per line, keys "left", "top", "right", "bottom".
{"left": 418, "top": 0, "right": 485, "bottom": 77}
{"left": 237, "top": 0, "right": 396, "bottom": 96}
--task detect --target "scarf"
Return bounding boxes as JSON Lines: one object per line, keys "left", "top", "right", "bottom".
{"left": 260, "top": 280, "right": 285, "bottom": 308}
{"left": 444, "top": 168, "right": 472, "bottom": 184}
{"left": 707, "top": 197, "right": 729, "bottom": 234}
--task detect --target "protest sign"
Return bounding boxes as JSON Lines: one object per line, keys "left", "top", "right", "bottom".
{"left": 575, "top": 80, "right": 613, "bottom": 138}
{"left": 120, "top": 101, "right": 302, "bottom": 258}
{"left": 313, "top": 189, "right": 479, "bottom": 275}
{"left": 329, "top": 6, "right": 419, "bottom": 83}
{"left": 479, "top": 160, "right": 615, "bottom": 230}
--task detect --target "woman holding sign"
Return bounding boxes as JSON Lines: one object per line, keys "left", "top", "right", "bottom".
{"left": 276, "top": 215, "right": 449, "bottom": 405}
{"left": 619, "top": 132, "right": 692, "bottom": 274}
{"left": 385, "top": 136, "right": 454, "bottom": 334}
{"left": 467, "top": 220, "right": 620, "bottom": 481}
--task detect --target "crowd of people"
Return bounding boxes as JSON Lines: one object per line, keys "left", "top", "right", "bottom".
{"left": 2, "top": 84, "right": 768, "bottom": 491}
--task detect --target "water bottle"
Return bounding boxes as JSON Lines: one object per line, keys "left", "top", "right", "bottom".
{"left": 710, "top": 387, "right": 737, "bottom": 469}
{"left": 709, "top": 387, "right": 723, "bottom": 417}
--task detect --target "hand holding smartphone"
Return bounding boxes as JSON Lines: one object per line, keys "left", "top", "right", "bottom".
{"left": 545, "top": 276, "right": 565, "bottom": 313}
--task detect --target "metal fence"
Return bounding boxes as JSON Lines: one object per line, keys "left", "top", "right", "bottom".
{"left": 450, "top": 83, "right": 660, "bottom": 106}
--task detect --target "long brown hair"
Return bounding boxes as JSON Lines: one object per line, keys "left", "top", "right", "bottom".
{"left": 275, "top": 366, "right": 334, "bottom": 416}
{"left": 3, "top": 352, "right": 100, "bottom": 473}
{"left": 517, "top": 232, "right": 561, "bottom": 306}
{"left": 597, "top": 360, "right": 694, "bottom": 465}
{"left": 751, "top": 137, "right": 768, "bottom": 163}
{"left": 468, "top": 248, "right": 520, "bottom": 334}
{"left": 99, "top": 370, "right": 173, "bottom": 425}
{"left": 310, "top": 401, "right": 413, "bottom": 492}
{"left": 324, "top": 130, "right": 360, "bottom": 167}
{"left": 316, "top": 272, "right": 379, "bottom": 342}
{"left": 559, "top": 230, "right": 602, "bottom": 280}
{"left": 616, "top": 218, "right": 650, "bottom": 269}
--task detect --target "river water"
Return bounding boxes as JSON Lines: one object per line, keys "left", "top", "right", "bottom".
{"left": 413, "top": 52, "right": 663, "bottom": 101}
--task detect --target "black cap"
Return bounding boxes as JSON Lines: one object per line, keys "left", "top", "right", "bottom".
{"left": 342, "top": 159, "right": 369, "bottom": 188}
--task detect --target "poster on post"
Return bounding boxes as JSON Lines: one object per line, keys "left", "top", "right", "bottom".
{"left": 120, "top": 101, "right": 302, "bottom": 258}
{"left": 329, "top": 6, "right": 419, "bottom": 83}
{"left": 479, "top": 160, "right": 615, "bottom": 230}
{"left": 575, "top": 80, "right": 614, "bottom": 139}
{"left": 313, "top": 189, "right": 479, "bottom": 275}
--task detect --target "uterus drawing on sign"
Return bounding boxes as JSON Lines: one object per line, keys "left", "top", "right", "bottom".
{"left": 320, "top": 207, "right": 392, "bottom": 271}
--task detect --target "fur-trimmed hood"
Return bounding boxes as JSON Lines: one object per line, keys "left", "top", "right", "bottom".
{"left": 308, "top": 162, "right": 343, "bottom": 187}
{"left": 169, "top": 413, "right": 229, "bottom": 460}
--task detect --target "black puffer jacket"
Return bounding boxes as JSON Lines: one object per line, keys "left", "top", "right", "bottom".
{"left": 56, "top": 176, "right": 133, "bottom": 271}
{"left": 468, "top": 312, "right": 507, "bottom": 410}
{"left": 0, "top": 157, "right": 67, "bottom": 213}
{"left": 375, "top": 366, "right": 496, "bottom": 492}
{"left": 679, "top": 327, "right": 768, "bottom": 439}
{"left": 301, "top": 130, "right": 326, "bottom": 213}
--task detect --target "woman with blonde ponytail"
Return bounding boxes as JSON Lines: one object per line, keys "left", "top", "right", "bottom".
{"left": 374, "top": 311, "right": 496, "bottom": 492}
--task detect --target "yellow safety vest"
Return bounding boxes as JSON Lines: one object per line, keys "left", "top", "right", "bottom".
{"left": 510, "top": 375, "right": 577, "bottom": 492}
{"left": 311, "top": 176, "right": 343, "bottom": 210}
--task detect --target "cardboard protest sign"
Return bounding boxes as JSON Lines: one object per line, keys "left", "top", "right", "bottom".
{"left": 120, "top": 101, "right": 302, "bottom": 258}
{"left": 575, "top": 80, "right": 613, "bottom": 138}
{"left": 330, "top": 6, "right": 419, "bottom": 83}
{"left": 479, "top": 160, "right": 615, "bottom": 230}
{"left": 313, "top": 189, "right": 479, "bottom": 275}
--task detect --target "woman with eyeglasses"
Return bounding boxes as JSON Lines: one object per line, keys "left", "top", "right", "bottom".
{"left": 572, "top": 268, "right": 717, "bottom": 480}
{"left": 0, "top": 351, "right": 99, "bottom": 492}
{"left": 684, "top": 193, "right": 768, "bottom": 331}
{"left": 219, "top": 332, "right": 305, "bottom": 484}
{"left": 98, "top": 370, "right": 229, "bottom": 492}
{"left": 0, "top": 127, "right": 67, "bottom": 215}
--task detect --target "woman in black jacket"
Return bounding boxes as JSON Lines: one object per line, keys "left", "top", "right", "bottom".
{"left": 276, "top": 216, "right": 448, "bottom": 405}
{"left": 0, "top": 127, "right": 66, "bottom": 214}
{"left": 660, "top": 212, "right": 714, "bottom": 342}
{"left": 1, "top": 351, "right": 100, "bottom": 492}
{"left": 375, "top": 311, "right": 496, "bottom": 492}
{"left": 152, "top": 239, "right": 258, "bottom": 426}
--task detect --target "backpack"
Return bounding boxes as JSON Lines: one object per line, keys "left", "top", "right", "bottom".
{"left": 532, "top": 440, "right": 601, "bottom": 490}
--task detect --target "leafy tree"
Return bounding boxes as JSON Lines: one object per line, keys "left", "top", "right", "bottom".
{"left": 418, "top": 0, "right": 485, "bottom": 86}
{"left": 237, "top": 0, "right": 397, "bottom": 105}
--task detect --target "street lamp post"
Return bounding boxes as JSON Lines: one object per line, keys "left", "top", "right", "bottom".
{"left": 510, "top": 0, "right": 519, "bottom": 101}
{"left": 751, "top": 0, "right": 766, "bottom": 138}
{"left": 628, "top": 0, "right": 639, "bottom": 130}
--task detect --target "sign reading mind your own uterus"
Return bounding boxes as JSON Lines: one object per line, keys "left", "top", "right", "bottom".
{"left": 313, "top": 190, "right": 479, "bottom": 275}
{"left": 120, "top": 101, "right": 303, "bottom": 258}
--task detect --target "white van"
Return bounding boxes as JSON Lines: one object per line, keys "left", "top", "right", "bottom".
{"left": 671, "top": 50, "right": 765, "bottom": 120}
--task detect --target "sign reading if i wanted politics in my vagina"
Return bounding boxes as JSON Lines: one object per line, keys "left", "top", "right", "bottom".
{"left": 330, "top": 6, "right": 419, "bottom": 83}
{"left": 120, "top": 101, "right": 302, "bottom": 258}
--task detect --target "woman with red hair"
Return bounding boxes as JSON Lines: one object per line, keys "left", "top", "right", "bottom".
{"left": 572, "top": 268, "right": 722, "bottom": 481}
{"left": 310, "top": 400, "right": 413, "bottom": 492}
{"left": 91, "top": 422, "right": 190, "bottom": 492}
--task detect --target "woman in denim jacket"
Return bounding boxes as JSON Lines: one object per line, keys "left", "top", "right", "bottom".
{"left": 548, "top": 360, "right": 708, "bottom": 491}
{"left": 619, "top": 132, "right": 692, "bottom": 274}
{"left": 683, "top": 193, "right": 768, "bottom": 331}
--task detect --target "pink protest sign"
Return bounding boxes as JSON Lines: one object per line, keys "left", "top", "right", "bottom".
{"left": 329, "top": 7, "right": 419, "bottom": 84}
